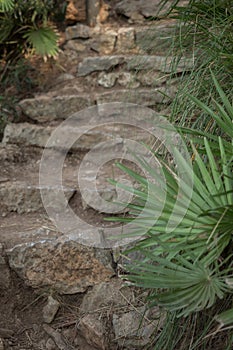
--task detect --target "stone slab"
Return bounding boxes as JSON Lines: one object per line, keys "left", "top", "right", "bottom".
{"left": 19, "top": 95, "right": 91, "bottom": 122}
{"left": 77, "top": 55, "right": 193, "bottom": 76}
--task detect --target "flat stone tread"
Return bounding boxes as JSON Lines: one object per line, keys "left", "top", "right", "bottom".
{"left": 0, "top": 212, "right": 59, "bottom": 248}
{"left": 0, "top": 149, "right": 80, "bottom": 188}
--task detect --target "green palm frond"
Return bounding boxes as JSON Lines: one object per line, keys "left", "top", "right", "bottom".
{"left": 0, "top": 0, "right": 14, "bottom": 12}
{"left": 0, "top": 14, "right": 14, "bottom": 42}
{"left": 112, "top": 75, "right": 233, "bottom": 324}
{"left": 127, "top": 255, "right": 231, "bottom": 317}
{"left": 216, "top": 307, "right": 233, "bottom": 327}
{"left": 115, "top": 136, "right": 233, "bottom": 259}
{"left": 23, "top": 25, "right": 59, "bottom": 58}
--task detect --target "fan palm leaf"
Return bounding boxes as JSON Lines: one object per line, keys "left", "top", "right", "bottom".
{"left": 23, "top": 25, "right": 59, "bottom": 58}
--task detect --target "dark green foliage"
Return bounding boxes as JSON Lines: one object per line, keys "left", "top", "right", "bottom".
{"left": 113, "top": 76, "right": 233, "bottom": 348}
{"left": 0, "top": 0, "right": 66, "bottom": 63}
{"left": 158, "top": 0, "right": 233, "bottom": 128}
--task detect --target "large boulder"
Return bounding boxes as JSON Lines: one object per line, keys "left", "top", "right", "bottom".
{"left": 6, "top": 238, "right": 114, "bottom": 294}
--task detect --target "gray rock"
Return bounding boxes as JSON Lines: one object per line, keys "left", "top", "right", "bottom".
{"left": 80, "top": 279, "right": 135, "bottom": 313}
{"left": 112, "top": 306, "right": 165, "bottom": 348}
{"left": 79, "top": 314, "right": 110, "bottom": 350}
{"left": 43, "top": 296, "right": 60, "bottom": 323}
{"left": 79, "top": 279, "right": 164, "bottom": 349}
{"left": 0, "top": 338, "right": 4, "bottom": 350}
{"left": 98, "top": 72, "right": 117, "bottom": 88}
{"left": 115, "top": 0, "right": 186, "bottom": 19}
{"left": 128, "top": 12, "right": 144, "bottom": 24}
{"left": 137, "top": 71, "right": 168, "bottom": 87}
{"left": 78, "top": 56, "right": 124, "bottom": 76}
{"left": 90, "top": 29, "right": 117, "bottom": 55}
{"left": 6, "top": 240, "right": 114, "bottom": 294}
{"left": 126, "top": 55, "right": 193, "bottom": 73}
{"left": 43, "top": 324, "right": 72, "bottom": 350}
{"left": 2, "top": 120, "right": 155, "bottom": 151}
{"left": 64, "top": 40, "right": 87, "bottom": 52}
{"left": 3, "top": 123, "right": 52, "bottom": 147}
{"left": 96, "top": 87, "right": 173, "bottom": 106}
{"left": 77, "top": 55, "right": 193, "bottom": 77}
{"left": 65, "top": 24, "right": 90, "bottom": 40}
{"left": 112, "top": 245, "right": 146, "bottom": 269}
{"left": 2, "top": 123, "right": 52, "bottom": 147}
{"left": 45, "top": 338, "right": 57, "bottom": 350}
{"left": 0, "top": 181, "right": 75, "bottom": 214}
{"left": 116, "top": 27, "right": 136, "bottom": 53}
{"left": 19, "top": 95, "right": 91, "bottom": 122}
{"left": 135, "top": 22, "right": 176, "bottom": 54}
{"left": 117, "top": 72, "right": 140, "bottom": 88}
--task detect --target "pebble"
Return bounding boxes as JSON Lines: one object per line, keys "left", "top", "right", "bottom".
{"left": 42, "top": 296, "right": 60, "bottom": 324}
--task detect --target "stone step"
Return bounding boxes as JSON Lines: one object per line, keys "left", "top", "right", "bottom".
{"left": 114, "top": 0, "right": 188, "bottom": 22}
{"left": 19, "top": 87, "right": 172, "bottom": 122}
{"left": 0, "top": 212, "right": 115, "bottom": 294}
{"left": 0, "top": 181, "right": 75, "bottom": 215}
{"left": 2, "top": 113, "right": 160, "bottom": 148}
{"left": 77, "top": 54, "right": 193, "bottom": 77}
{"left": 95, "top": 86, "right": 175, "bottom": 105}
{"left": 0, "top": 147, "right": 77, "bottom": 215}
{"left": 1, "top": 103, "right": 169, "bottom": 216}
{"left": 0, "top": 141, "right": 143, "bottom": 215}
{"left": 64, "top": 20, "right": 177, "bottom": 56}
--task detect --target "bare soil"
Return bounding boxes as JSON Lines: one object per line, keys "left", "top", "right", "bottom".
{"left": 0, "top": 270, "right": 96, "bottom": 350}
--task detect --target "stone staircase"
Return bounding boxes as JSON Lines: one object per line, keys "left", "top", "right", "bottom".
{"left": 0, "top": 3, "right": 191, "bottom": 349}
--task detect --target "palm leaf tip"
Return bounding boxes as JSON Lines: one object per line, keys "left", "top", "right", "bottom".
{"left": 23, "top": 26, "right": 59, "bottom": 58}
{"left": 215, "top": 308, "right": 233, "bottom": 327}
{"left": 0, "top": 0, "right": 14, "bottom": 12}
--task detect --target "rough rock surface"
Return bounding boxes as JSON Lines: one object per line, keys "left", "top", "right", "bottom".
{"left": 112, "top": 306, "right": 164, "bottom": 348}
{"left": 7, "top": 240, "right": 115, "bottom": 294}
{"left": 65, "top": 24, "right": 90, "bottom": 40}
{"left": 43, "top": 296, "right": 60, "bottom": 324}
{"left": 0, "top": 181, "right": 74, "bottom": 214}
{"left": 80, "top": 279, "right": 136, "bottom": 313}
{"left": 115, "top": 0, "right": 187, "bottom": 20}
{"left": 135, "top": 22, "right": 176, "bottom": 54}
{"left": 79, "top": 314, "right": 110, "bottom": 350}
{"left": 19, "top": 95, "right": 91, "bottom": 122}
{"left": 79, "top": 279, "right": 164, "bottom": 349}
{"left": 97, "top": 72, "right": 117, "bottom": 88}
{"left": 0, "top": 244, "right": 11, "bottom": 290}
{"left": 77, "top": 54, "right": 193, "bottom": 76}
{"left": 3, "top": 123, "right": 53, "bottom": 147}
{"left": 2, "top": 115, "right": 160, "bottom": 150}
{"left": 77, "top": 55, "right": 125, "bottom": 76}
{"left": 90, "top": 29, "right": 117, "bottom": 54}
{"left": 116, "top": 27, "right": 136, "bottom": 53}
{"left": 96, "top": 87, "right": 174, "bottom": 106}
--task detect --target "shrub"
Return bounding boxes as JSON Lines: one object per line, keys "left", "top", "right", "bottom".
{"left": 0, "top": 0, "right": 64, "bottom": 63}
{"left": 113, "top": 75, "right": 233, "bottom": 349}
